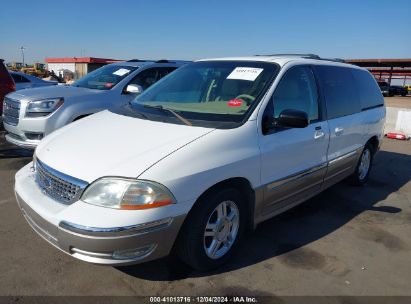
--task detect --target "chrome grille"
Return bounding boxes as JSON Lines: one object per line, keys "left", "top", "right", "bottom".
{"left": 35, "top": 159, "right": 88, "bottom": 204}
{"left": 2, "top": 97, "right": 21, "bottom": 126}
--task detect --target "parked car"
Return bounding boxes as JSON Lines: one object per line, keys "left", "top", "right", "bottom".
{"left": 404, "top": 85, "right": 411, "bottom": 94}
{"left": 377, "top": 81, "right": 395, "bottom": 97}
{"left": 10, "top": 71, "right": 57, "bottom": 90}
{"left": 0, "top": 59, "right": 16, "bottom": 116}
{"left": 3, "top": 59, "right": 188, "bottom": 148}
{"left": 390, "top": 85, "right": 408, "bottom": 97}
{"left": 14, "top": 55, "right": 385, "bottom": 271}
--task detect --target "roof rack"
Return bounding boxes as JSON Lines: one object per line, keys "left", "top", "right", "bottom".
{"left": 127, "top": 59, "right": 154, "bottom": 62}
{"left": 255, "top": 53, "right": 345, "bottom": 63}
{"left": 256, "top": 53, "right": 321, "bottom": 59}
{"left": 322, "top": 58, "right": 346, "bottom": 63}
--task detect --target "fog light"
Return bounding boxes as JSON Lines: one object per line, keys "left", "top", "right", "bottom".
{"left": 112, "top": 244, "right": 156, "bottom": 260}
{"left": 25, "top": 132, "right": 44, "bottom": 140}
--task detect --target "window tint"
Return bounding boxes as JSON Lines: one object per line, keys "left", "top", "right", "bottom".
{"left": 129, "top": 67, "right": 177, "bottom": 90}
{"left": 129, "top": 68, "right": 160, "bottom": 90}
{"left": 11, "top": 74, "right": 21, "bottom": 83}
{"left": 11, "top": 74, "right": 30, "bottom": 83}
{"left": 315, "top": 66, "right": 361, "bottom": 119}
{"left": 20, "top": 75, "right": 29, "bottom": 83}
{"left": 351, "top": 69, "right": 384, "bottom": 110}
{"left": 272, "top": 66, "right": 319, "bottom": 121}
{"left": 158, "top": 67, "right": 177, "bottom": 78}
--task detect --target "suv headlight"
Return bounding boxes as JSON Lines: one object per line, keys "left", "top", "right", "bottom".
{"left": 81, "top": 178, "right": 175, "bottom": 210}
{"left": 26, "top": 97, "right": 64, "bottom": 117}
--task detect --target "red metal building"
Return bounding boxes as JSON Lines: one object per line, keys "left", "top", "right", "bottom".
{"left": 346, "top": 58, "right": 411, "bottom": 85}
{"left": 45, "top": 57, "right": 122, "bottom": 79}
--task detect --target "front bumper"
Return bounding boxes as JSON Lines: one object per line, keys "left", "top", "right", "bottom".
{"left": 4, "top": 131, "right": 39, "bottom": 149}
{"left": 2, "top": 99, "right": 62, "bottom": 149}
{"left": 15, "top": 164, "right": 186, "bottom": 266}
{"left": 3, "top": 118, "right": 41, "bottom": 149}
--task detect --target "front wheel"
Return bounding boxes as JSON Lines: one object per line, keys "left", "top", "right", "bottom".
{"left": 349, "top": 143, "right": 374, "bottom": 186}
{"left": 176, "top": 188, "right": 246, "bottom": 271}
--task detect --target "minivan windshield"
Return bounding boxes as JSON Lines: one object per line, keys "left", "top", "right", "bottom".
{"left": 72, "top": 65, "right": 137, "bottom": 90}
{"left": 128, "top": 61, "right": 279, "bottom": 128}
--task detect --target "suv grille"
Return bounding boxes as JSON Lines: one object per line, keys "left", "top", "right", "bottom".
{"left": 35, "top": 159, "right": 88, "bottom": 204}
{"left": 2, "top": 97, "right": 20, "bottom": 126}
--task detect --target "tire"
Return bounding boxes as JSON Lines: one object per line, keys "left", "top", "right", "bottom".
{"left": 349, "top": 143, "right": 374, "bottom": 186}
{"left": 176, "top": 187, "right": 246, "bottom": 271}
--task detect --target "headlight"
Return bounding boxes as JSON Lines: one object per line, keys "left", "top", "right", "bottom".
{"left": 81, "top": 178, "right": 175, "bottom": 210}
{"left": 25, "top": 97, "right": 64, "bottom": 117}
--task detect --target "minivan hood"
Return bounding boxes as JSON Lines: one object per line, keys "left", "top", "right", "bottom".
{"left": 7, "top": 85, "right": 106, "bottom": 102}
{"left": 35, "top": 110, "right": 214, "bottom": 183}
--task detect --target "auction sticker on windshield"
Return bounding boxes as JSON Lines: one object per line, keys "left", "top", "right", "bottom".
{"left": 113, "top": 68, "right": 131, "bottom": 76}
{"left": 227, "top": 99, "right": 243, "bottom": 107}
{"left": 227, "top": 67, "right": 263, "bottom": 81}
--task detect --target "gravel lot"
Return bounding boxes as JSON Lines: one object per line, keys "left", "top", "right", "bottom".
{"left": 0, "top": 130, "right": 410, "bottom": 297}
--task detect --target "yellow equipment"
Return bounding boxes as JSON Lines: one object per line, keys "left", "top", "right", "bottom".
{"left": 21, "top": 63, "right": 49, "bottom": 78}
{"left": 9, "top": 62, "right": 24, "bottom": 72}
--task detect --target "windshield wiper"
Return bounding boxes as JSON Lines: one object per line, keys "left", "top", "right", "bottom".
{"left": 126, "top": 102, "right": 149, "bottom": 119}
{"left": 143, "top": 104, "right": 192, "bottom": 126}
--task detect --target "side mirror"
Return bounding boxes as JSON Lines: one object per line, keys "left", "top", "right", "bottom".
{"left": 277, "top": 109, "right": 309, "bottom": 128}
{"left": 262, "top": 109, "right": 309, "bottom": 134}
{"left": 125, "top": 84, "right": 143, "bottom": 94}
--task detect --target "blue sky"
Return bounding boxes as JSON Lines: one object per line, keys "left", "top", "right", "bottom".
{"left": 1, "top": 0, "right": 410, "bottom": 64}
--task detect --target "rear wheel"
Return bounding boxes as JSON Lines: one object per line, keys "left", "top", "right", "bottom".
{"left": 349, "top": 143, "right": 374, "bottom": 186}
{"left": 176, "top": 188, "right": 245, "bottom": 271}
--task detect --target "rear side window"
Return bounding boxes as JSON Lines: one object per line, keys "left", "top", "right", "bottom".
{"left": 351, "top": 69, "right": 384, "bottom": 110}
{"left": 129, "top": 67, "right": 178, "bottom": 90}
{"left": 11, "top": 74, "right": 30, "bottom": 83}
{"left": 315, "top": 66, "right": 361, "bottom": 119}
{"left": 129, "top": 68, "right": 161, "bottom": 90}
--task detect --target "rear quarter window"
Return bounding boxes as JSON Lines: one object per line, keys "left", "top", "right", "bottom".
{"left": 315, "top": 65, "right": 361, "bottom": 119}
{"left": 11, "top": 74, "right": 30, "bottom": 83}
{"left": 351, "top": 69, "right": 384, "bottom": 110}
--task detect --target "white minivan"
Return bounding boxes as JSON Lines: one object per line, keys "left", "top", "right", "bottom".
{"left": 14, "top": 55, "right": 385, "bottom": 271}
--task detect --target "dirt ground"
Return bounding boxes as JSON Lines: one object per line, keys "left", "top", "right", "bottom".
{"left": 385, "top": 96, "right": 411, "bottom": 109}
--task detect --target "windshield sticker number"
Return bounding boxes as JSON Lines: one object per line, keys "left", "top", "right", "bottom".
{"left": 227, "top": 67, "right": 263, "bottom": 81}
{"left": 112, "top": 68, "right": 131, "bottom": 76}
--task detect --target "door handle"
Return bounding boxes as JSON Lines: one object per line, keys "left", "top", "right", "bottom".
{"left": 314, "top": 131, "right": 325, "bottom": 139}
{"left": 335, "top": 127, "right": 344, "bottom": 135}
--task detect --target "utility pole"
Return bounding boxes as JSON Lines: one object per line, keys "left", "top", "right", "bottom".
{"left": 20, "top": 46, "right": 26, "bottom": 65}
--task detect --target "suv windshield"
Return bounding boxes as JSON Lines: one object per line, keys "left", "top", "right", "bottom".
{"left": 128, "top": 61, "right": 279, "bottom": 128}
{"left": 73, "top": 65, "right": 137, "bottom": 90}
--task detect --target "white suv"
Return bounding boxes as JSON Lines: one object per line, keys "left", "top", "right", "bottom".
{"left": 14, "top": 55, "right": 385, "bottom": 271}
